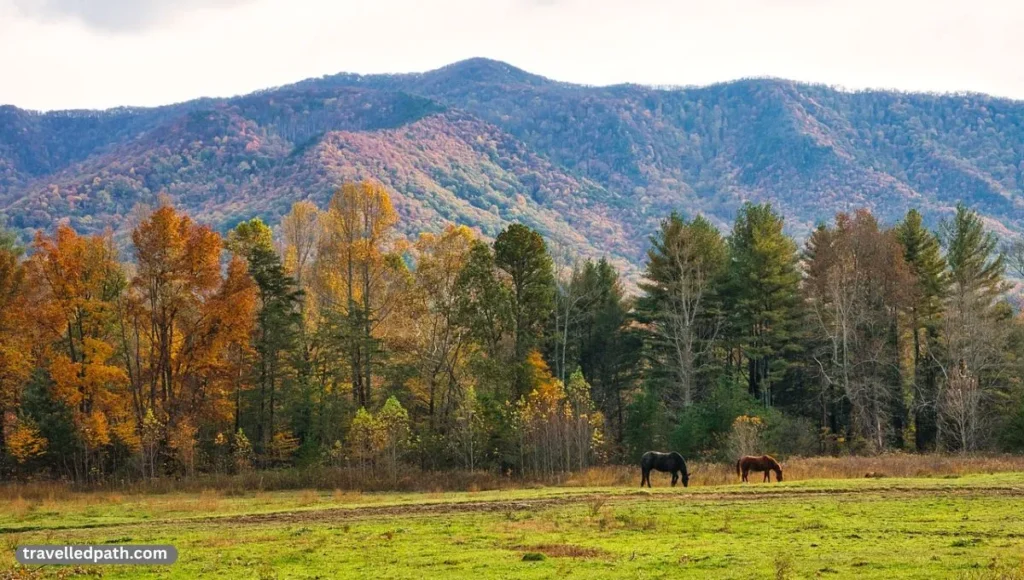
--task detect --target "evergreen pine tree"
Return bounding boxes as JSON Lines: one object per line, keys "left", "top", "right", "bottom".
{"left": 895, "top": 209, "right": 947, "bottom": 451}
{"left": 722, "top": 203, "right": 803, "bottom": 407}
{"left": 494, "top": 224, "right": 556, "bottom": 399}
{"left": 636, "top": 213, "right": 727, "bottom": 409}
{"left": 228, "top": 218, "right": 303, "bottom": 453}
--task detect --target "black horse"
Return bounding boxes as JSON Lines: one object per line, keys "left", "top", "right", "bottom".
{"left": 640, "top": 451, "right": 690, "bottom": 488}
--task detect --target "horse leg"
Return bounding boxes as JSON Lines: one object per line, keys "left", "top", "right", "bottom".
{"left": 741, "top": 467, "right": 748, "bottom": 483}
{"left": 641, "top": 469, "right": 647, "bottom": 488}
{"left": 671, "top": 471, "right": 678, "bottom": 487}
{"left": 764, "top": 470, "right": 770, "bottom": 483}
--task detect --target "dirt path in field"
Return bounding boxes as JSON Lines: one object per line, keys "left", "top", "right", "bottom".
{"left": 5, "top": 483, "right": 1023, "bottom": 535}
{"left": 195, "top": 484, "right": 1024, "bottom": 528}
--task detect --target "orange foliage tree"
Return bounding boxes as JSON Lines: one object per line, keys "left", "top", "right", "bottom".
{"left": 119, "top": 203, "right": 256, "bottom": 472}
{"left": 0, "top": 239, "right": 33, "bottom": 462}
{"left": 29, "top": 225, "right": 135, "bottom": 477}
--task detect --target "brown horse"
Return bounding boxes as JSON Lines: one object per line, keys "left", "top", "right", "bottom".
{"left": 736, "top": 455, "right": 783, "bottom": 483}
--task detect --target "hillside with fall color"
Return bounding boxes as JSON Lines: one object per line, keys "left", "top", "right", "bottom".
{"left": 2, "top": 58, "right": 1024, "bottom": 272}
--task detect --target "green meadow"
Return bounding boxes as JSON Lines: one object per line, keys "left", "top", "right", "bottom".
{"left": 3, "top": 473, "right": 1024, "bottom": 579}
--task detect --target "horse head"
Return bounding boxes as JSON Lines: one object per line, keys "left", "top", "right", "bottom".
{"left": 682, "top": 462, "right": 701, "bottom": 487}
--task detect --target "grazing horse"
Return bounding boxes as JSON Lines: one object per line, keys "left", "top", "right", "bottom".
{"left": 737, "top": 455, "right": 783, "bottom": 483}
{"left": 640, "top": 451, "right": 690, "bottom": 488}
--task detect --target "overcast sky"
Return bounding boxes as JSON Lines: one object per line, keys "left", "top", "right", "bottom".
{"left": 1, "top": 0, "right": 1021, "bottom": 111}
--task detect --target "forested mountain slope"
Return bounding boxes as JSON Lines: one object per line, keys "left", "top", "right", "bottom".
{"left": 2, "top": 58, "right": 1023, "bottom": 273}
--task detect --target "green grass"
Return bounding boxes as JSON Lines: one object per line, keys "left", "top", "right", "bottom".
{"left": 4, "top": 473, "right": 1024, "bottom": 578}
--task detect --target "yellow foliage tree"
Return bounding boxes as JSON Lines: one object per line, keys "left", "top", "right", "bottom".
{"left": 318, "top": 181, "right": 405, "bottom": 408}
{"left": 6, "top": 418, "right": 47, "bottom": 464}
{"left": 410, "top": 225, "right": 476, "bottom": 430}
{"left": 167, "top": 416, "right": 198, "bottom": 476}
{"left": 518, "top": 352, "right": 605, "bottom": 475}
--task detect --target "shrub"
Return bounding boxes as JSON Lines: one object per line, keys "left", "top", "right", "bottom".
{"left": 765, "top": 413, "right": 820, "bottom": 457}
{"left": 521, "top": 552, "right": 546, "bottom": 562}
{"left": 726, "top": 415, "right": 766, "bottom": 458}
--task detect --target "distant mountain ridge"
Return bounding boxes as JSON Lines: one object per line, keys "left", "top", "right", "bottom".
{"left": 2, "top": 58, "right": 1023, "bottom": 278}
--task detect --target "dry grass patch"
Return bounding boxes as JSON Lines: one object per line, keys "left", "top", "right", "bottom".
{"left": 0, "top": 481, "right": 74, "bottom": 503}
{"left": 331, "top": 489, "right": 362, "bottom": 503}
{"left": 504, "top": 518, "right": 559, "bottom": 534}
{"left": 564, "top": 465, "right": 635, "bottom": 487}
{"left": 199, "top": 535, "right": 246, "bottom": 549}
{"left": 779, "top": 454, "right": 1024, "bottom": 480}
{"left": 157, "top": 490, "right": 222, "bottom": 515}
{"left": 197, "top": 489, "right": 222, "bottom": 512}
{"left": 567, "top": 454, "right": 1024, "bottom": 488}
{"left": 7, "top": 497, "right": 33, "bottom": 520}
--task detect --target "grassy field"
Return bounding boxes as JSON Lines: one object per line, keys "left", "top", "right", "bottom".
{"left": 3, "top": 467, "right": 1024, "bottom": 578}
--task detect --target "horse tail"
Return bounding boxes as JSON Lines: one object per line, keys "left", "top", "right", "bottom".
{"left": 736, "top": 458, "right": 742, "bottom": 476}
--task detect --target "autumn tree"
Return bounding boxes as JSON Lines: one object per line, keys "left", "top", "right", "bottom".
{"left": 804, "top": 210, "right": 914, "bottom": 450}
{"left": 121, "top": 203, "right": 256, "bottom": 474}
{"left": 30, "top": 225, "right": 135, "bottom": 478}
{"left": 346, "top": 407, "right": 378, "bottom": 472}
{"left": 281, "top": 200, "right": 321, "bottom": 292}
{"left": 205, "top": 256, "right": 261, "bottom": 440}
{"left": 281, "top": 201, "right": 342, "bottom": 448}
{"left": 518, "top": 352, "right": 602, "bottom": 476}
{"left": 0, "top": 231, "right": 33, "bottom": 467}
{"left": 409, "top": 226, "right": 476, "bottom": 436}
{"left": 6, "top": 418, "right": 47, "bottom": 467}
{"left": 451, "top": 385, "right": 486, "bottom": 471}
{"left": 318, "top": 181, "right": 404, "bottom": 408}
{"left": 377, "top": 396, "right": 410, "bottom": 483}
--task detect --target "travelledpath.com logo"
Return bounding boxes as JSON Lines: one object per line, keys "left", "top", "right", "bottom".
{"left": 16, "top": 545, "right": 178, "bottom": 565}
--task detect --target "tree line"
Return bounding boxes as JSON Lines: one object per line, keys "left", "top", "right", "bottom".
{"left": 1, "top": 181, "right": 1023, "bottom": 481}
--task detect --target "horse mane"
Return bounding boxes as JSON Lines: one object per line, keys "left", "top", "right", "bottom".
{"left": 764, "top": 455, "right": 782, "bottom": 474}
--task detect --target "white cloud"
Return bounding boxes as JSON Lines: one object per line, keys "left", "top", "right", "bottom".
{"left": 9, "top": 0, "right": 253, "bottom": 32}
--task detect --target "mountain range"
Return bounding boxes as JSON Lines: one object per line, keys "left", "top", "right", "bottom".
{"left": 2, "top": 57, "right": 1023, "bottom": 279}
